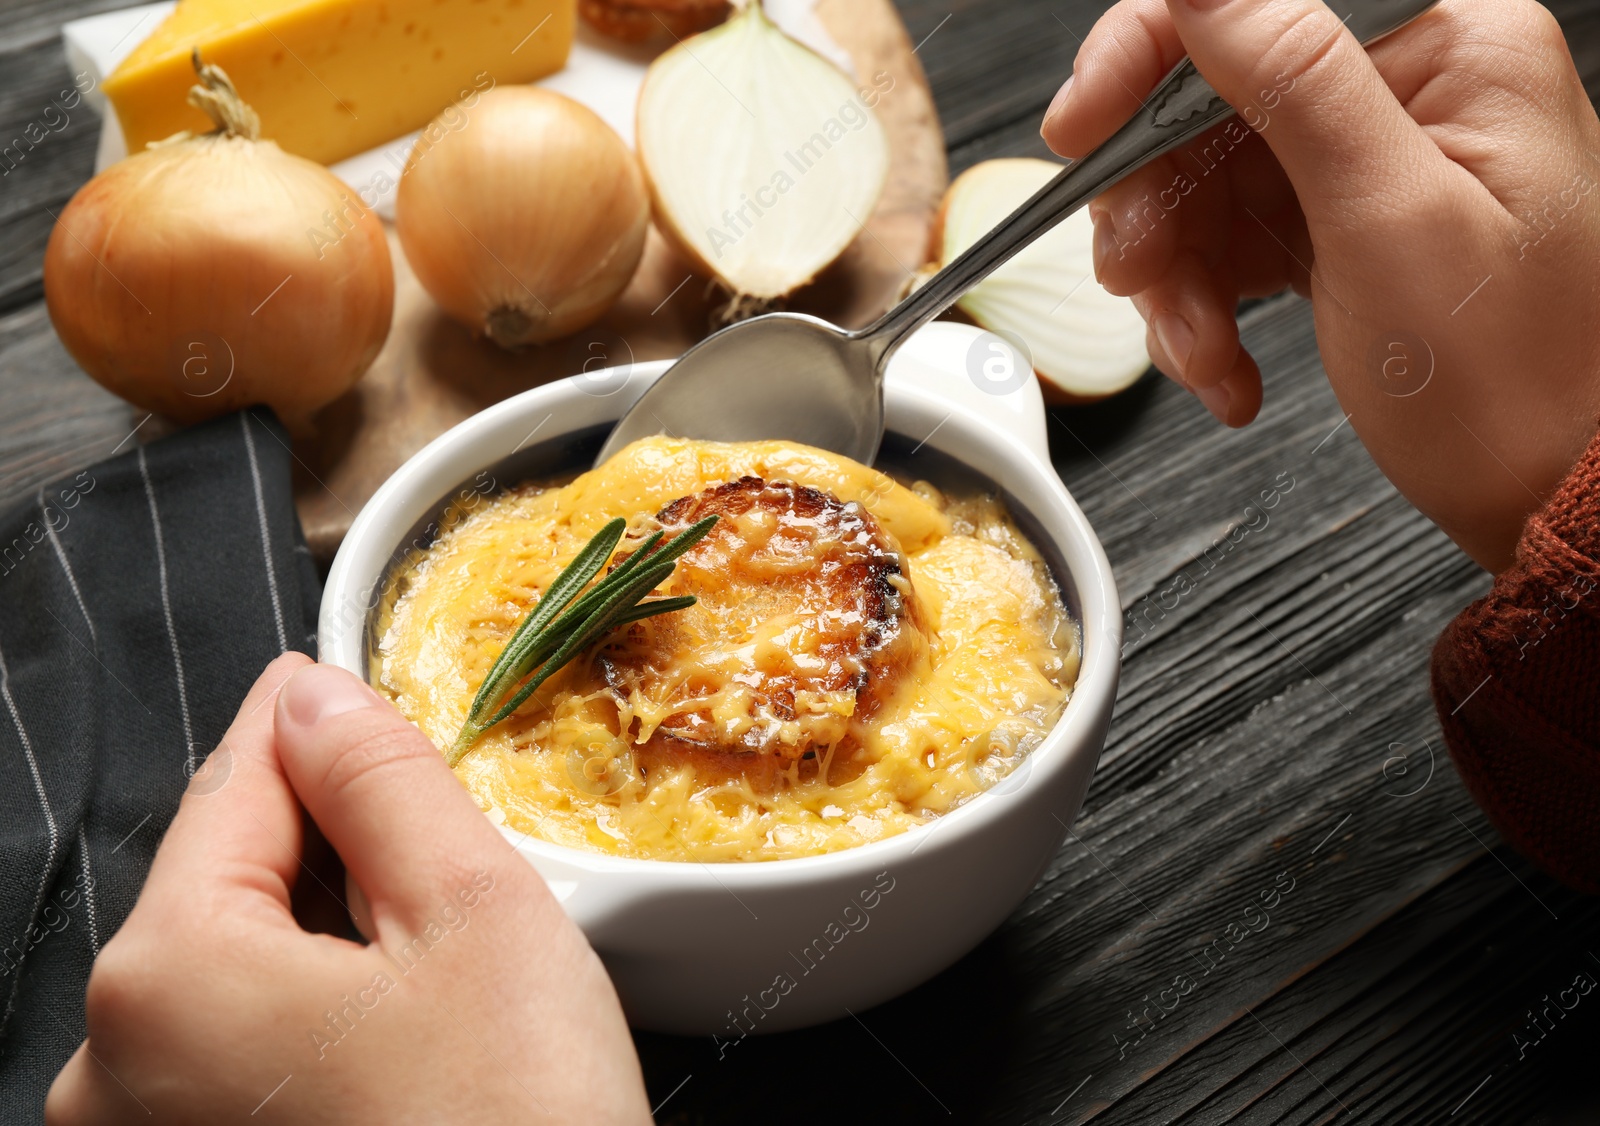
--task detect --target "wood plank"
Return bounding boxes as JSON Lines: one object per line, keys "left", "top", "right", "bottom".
{"left": 4, "top": 0, "right": 136, "bottom": 50}
{"left": 0, "top": 301, "right": 134, "bottom": 509}
{"left": 1092, "top": 857, "right": 1599, "bottom": 1125}
{"left": 900, "top": 0, "right": 1078, "bottom": 151}
{"left": 0, "top": 32, "right": 105, "bottom": 313}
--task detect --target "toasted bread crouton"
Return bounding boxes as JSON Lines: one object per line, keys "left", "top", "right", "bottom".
{"left": 597, "top": 477, "right": 930, "bottom": 765}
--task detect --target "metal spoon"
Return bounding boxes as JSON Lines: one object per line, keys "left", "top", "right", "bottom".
{"left": 596, "top": 0, "right": 1439, "bottom": 467}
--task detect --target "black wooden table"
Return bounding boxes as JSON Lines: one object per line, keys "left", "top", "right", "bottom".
{"left": 4, "top": 1, "right": 1599, "bottom": 1121}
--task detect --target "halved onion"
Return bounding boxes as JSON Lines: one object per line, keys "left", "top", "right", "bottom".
{"left": 636, "top": 1, "right": 889, "bottom": 303}
{"left": 936, "top": 157, "right": 1149, "bottom": 403}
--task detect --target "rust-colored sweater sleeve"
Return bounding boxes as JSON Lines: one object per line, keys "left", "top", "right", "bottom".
{"left": 1432, "top": 428, "right": 1600, "bottom": 893}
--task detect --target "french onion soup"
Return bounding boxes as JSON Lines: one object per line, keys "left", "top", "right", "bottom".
{"left": 375, "top": 437, "right": 1077, "bottom": 862}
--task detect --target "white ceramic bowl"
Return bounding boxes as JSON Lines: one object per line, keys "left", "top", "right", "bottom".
{"left": 320, "top": 321, "right": 1121, "bottom": 1034}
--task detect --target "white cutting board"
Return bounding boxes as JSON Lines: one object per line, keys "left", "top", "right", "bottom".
{"left": 61, "top": 0, "right": 853, "bottom": 220}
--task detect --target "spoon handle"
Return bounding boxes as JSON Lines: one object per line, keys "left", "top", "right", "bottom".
{"left": 854, "top": 0, "right": 1440, "bottom": 368}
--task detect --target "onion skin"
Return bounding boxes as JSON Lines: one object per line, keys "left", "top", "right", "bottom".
{"left": 45, "top": 134, "right": 393, "bottom": 426}
{"left": 396, "top": 87, "right": 649, "bottom": 349}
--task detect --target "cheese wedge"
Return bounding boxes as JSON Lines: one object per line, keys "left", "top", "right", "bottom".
{"left": 103, "top": 0, "right": 575, "bottom": 165}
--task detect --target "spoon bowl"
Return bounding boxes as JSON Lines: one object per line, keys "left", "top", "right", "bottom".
{"left": 595, "top": 313, "right": 883, "bottom": 465}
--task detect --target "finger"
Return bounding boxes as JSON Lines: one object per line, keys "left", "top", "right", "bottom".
{"left": 139, "top": 651, "right": 313, "bottom": 920}
{"left": 1089, "top": 155, "right": 1189, "bottom": 295}
{"left": 1206, "top": 350, "right": 1264, "bottom": 427}
{"left": 1142, "top": 319, "right": 1186, "bottom": 389}
{"left": 1164, "top": 0, "right": 1447, "bottom": 227}
{"left": 1146, "top": 322, "right": 1262, "bottom": 427}
{"left": 1366, "top": 0, "right": 1582, "bottom": 142}
{"left": 44, "top": 1044, "right": 139, "bottom": 1126}
{"left": 274, "top": 663, "right": 535, "bottom": 938}
{"left": 1359, "top": 0, "right": 1455, "bottom": 110}
{"left": 1042, "top": 0, "right": 1187, "bottom": 157}
{"left": 44, "top": 1044, "right": 96, "bottom": 1125}
{"left": 1097, "top": 123, "right": 1305, "bottom": 305}
{"left": 1098, "top": 121, "right": 1295, "bottom": 274}
{"left": 1130, "top": 249, "right": 1242, "bottom": 390}
{"left": 1367, "top": 0, "right": 1600, "bottom": 219}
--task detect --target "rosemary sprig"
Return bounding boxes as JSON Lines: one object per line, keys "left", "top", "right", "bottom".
{"left": 447, "top": 514, "right": 717, "bottom": 765}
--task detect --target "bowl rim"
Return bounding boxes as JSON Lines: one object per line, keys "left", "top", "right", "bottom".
{"left": 320, "top": 347, "right": 1122, "bottom": 884}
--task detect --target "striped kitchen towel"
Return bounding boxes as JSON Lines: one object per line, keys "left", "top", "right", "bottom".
{"left": 0, "top": 407, "right": 319, "bottom": 1119}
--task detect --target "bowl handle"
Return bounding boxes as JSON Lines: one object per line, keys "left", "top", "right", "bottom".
{"left": 885, "top": 322, "right": 1052, "bottom": 465}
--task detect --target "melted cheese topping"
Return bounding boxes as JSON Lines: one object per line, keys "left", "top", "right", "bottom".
{"left": 376, "top": 437, "right": 1077, "bottom": 862}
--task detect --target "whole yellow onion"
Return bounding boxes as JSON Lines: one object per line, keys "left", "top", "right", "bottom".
{"left": 44, "top": 59, "right": 393, "bottom": 426}
{"left": 396, "top": 87, "right": 649, "bottom": 349}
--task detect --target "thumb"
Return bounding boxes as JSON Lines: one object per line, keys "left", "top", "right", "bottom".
{"left": 1166, "top": 0, "right": 1442, "bottom": 222}
{"left": 274, "top": 663, "right": 522, "bottom": 937}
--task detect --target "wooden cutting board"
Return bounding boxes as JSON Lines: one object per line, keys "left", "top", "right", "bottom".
{"left": 291, "top": 0, "right": 948, "bottom": 562}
